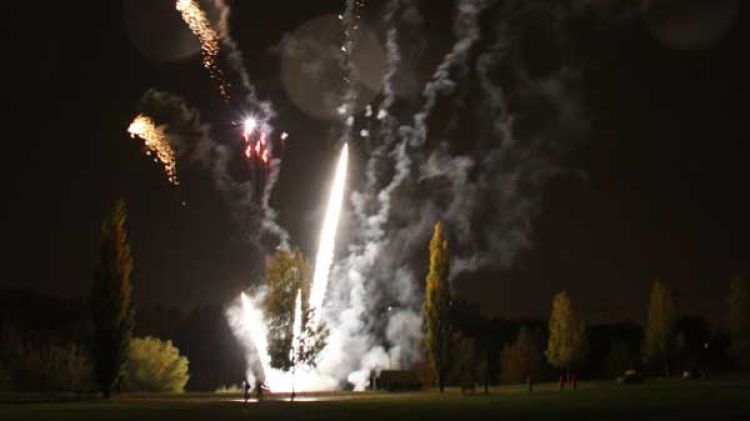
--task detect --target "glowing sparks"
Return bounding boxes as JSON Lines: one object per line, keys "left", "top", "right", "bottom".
{"left": 175, "top": 0, "right": 230, "bottom": 99}
{"left": 242, "top": 117, "right": 271, "bottom": 165}
{"left": 309, "top": 144, "right": 349, "bottom": 325}
{"left": 127, "top": 114, "right": 178, "bottom": 185}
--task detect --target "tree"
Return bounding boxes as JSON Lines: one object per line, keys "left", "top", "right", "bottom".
{"left": 262, "top": 249, "right": 326, "bottom": 373}
{"left": 90, "top": 199, "right": 135, "bottom": 397}
{"left": 424, "top": 221, "right": 452, "bottom": 392}
{"left": 727, "top": 276, "right": 750, "bottom": 370}
{"left": 643, "top": 279, "right": 676, "bottom": 377}
{"left": 545, "top": 291, "right": 587, "bottom": 379}
{"left": 454, "top": 333, "right": 477, "bottom": 390}
{"left": 501, "top": 327, "right": 545, "bottom": 384}
{"left": 124, "top": 336, "right": 189, "bottom": 393}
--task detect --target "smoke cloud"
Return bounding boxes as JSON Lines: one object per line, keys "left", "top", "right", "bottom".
{"left": 149, "top": 0, "right": 604, "bottom": 391}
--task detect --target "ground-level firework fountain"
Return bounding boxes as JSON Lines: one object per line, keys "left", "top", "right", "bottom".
{"left": 227, "top": 144, "right": 349, "bottom": 392}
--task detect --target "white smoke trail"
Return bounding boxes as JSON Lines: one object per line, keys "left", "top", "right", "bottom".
{"left": 318, "top": 0, "right": 491, "bottom": 391}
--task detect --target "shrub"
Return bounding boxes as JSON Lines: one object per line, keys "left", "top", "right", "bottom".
{"left": 123, "top": 336, "right": 189, "bottom": 393}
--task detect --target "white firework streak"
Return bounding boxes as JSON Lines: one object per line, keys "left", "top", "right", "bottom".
{"left": 310, "top": 144, "right": 349, "bottom": 326}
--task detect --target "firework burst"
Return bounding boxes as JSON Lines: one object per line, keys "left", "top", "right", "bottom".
{"left": 242, "top": 117, "right": 271, "bottom": 166}
{"left": 127, "top": 114, "right": 178, "bottom": 185}
{"left": 175, "top": 0, "right": 231, "bottom": 99}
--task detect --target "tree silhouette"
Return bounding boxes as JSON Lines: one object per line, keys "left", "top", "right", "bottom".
{"left": 643, "top": 280, "right": 676, "bottom": 377}
{"left": 90, "top": 199, "right": 135, "bottom": 398}
{"left": 727, "top": 277, "right": 750, "bottom": 370}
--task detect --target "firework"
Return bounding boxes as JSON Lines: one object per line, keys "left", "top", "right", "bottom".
{"left": 242, "top": 117, "right": 271, "bottom": 165}
{"left": 175, "top": 0, "right": 230, "bottom": 99}
{"left": 290, "top": 289, "right": 303, "bottom": 364}
{"left": 127, "top": 114, "right": 178, "bottom": 185}
{"left": 309, "top": 144, "right": 349, "bottom": 326}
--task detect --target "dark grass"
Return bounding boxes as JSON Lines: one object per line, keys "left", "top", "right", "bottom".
{"left": 2, "top": 379, "right": 749, "bottom": 421}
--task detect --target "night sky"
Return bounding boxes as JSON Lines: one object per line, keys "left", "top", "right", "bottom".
{"left": 1, "top": 0, "right": 747, "bottom": 324}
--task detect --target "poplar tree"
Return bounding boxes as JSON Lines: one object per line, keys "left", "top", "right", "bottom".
{"left": 545, "top": 291, "right": 587, "bottom": 379}
{"left": 424, "top": 221, "right": 451, "bottom": 392}
{"left": 643, "top": 280, "right": 676, "bottom": 377}
{"left": 727, "top": 277, "right": 750, "bottom": 370}
{"left": 90, "top": 199, "right": 135, "bottom": 398}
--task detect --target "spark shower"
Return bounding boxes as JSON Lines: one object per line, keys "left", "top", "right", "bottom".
{"left": 228, "top": 144, "right": 350, "bottom": 392}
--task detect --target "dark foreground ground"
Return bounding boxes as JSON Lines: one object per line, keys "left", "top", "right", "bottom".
{"left": 2, "top": 379, "right": 749, "bottom": 421}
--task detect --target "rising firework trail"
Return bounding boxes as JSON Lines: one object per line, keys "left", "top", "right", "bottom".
{"left": 127, "top": 114, "right": 178, "bottom": 185}
{"left": 310, "top": 144, "right": 349, "bottom": 326}
{"left": 290, "top": 288, "right": 303, "bottom": 363}
{"left": 175, "top": 0, "right": 231, "bottom": 100}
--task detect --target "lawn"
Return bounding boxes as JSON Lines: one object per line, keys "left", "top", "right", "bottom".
{"left": 2, "top": 379, "right": 749, "bottom": 421}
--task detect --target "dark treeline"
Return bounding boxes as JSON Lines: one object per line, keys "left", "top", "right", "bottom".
{"left": 0, "top": 284, "right": 743, "bottom": 392}
{"left": 0, "top": 289, "right": 244, "bottom": 392}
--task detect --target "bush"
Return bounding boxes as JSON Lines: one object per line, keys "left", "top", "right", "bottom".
{"left": 124, "top": 336, "right": 189, "bottom": 393}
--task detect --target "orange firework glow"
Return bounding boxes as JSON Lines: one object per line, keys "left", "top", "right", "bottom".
{"left": 243, "top": 117, "right": 271, "bottom": 165}
{"left": 127, "top": 115, "right": 178, "bottom": 185}
{"left": 175, "top": 0, "right": 230, "bottom": 99}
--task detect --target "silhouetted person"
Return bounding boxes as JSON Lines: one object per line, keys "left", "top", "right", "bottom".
{"left": 572, "top": 374, "right": 577, "bottom": 390}
{"left": 243, "top": 379, "right": 250, "bottom": 404}
{"left": 255, "top": 378, "right": 265, "bottom": 403}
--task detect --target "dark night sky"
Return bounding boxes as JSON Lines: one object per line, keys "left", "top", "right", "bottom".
{"left": 1, "top": 1, "right": 747, "bottom": 324}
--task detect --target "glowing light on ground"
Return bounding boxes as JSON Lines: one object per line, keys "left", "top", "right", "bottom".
{"left": 175, "top": 0, "right": 230, "bottom": 99}
{"left": 234, "top": 291, "right": 336, "bottom": 392}
{"left": 127, "top": 114, "right": 178, "bottom": 185}
{"left": 309, "top": 144, "right": 349, "bottom": 325}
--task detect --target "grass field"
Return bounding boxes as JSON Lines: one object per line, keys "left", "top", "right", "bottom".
{"left": 2, "top": 379, "right": 749, "bottom": 421}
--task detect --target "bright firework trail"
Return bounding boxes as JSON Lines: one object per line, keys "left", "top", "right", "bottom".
{"left": 240, "top": 292, "right": 271, "bottom": 382}
{"left": 175, "top": 0, "right": 230, "bottom": 100}
{"left": 290, "top": 288, "right": 303, "bottom": 364}
{"left": 309, "top": 144, "right": 349, "bottom": 325}
{"left": 127, "top": 114, "right": 178, "bottom": 185}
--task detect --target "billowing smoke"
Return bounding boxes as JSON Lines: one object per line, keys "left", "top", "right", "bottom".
{"left": 315, "top": 0, "right": 592, "bottom": 390}
{"left": 138, "top": 0, "right": 602, "bottom": 392}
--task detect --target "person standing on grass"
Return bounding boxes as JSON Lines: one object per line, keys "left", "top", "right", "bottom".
{"left": 243, "top": 379, "right": 250, "bottom": 404}
{"left": 255, "top": 378, "right": 265, "bottom": 403}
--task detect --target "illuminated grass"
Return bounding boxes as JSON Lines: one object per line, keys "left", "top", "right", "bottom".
{"left": 1, "top": 379, "right": 748, "bottom": 421}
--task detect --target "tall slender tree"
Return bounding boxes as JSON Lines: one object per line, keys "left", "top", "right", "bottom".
{"left": 424, "top": 221, "right": 451, "bottom": 392}
{"left": 90, "top": 199, "right": 135, "bottom": 397}
{"left": 727, "top": 276, "right": 750, "bottom": 370}
{"left": 643, "top": 279, "right": 676, "bottom": 377}
{"left": 545, "top": 291, "right": 587, "bottom": 381}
